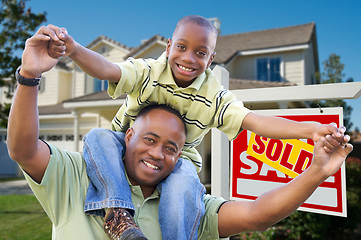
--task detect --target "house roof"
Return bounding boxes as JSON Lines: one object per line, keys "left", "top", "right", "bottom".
{"left": 86, "top": 35, "right": 132, "bottom": 51}
{"left": 229, "top": 78, "right": 296, "bottom": 89}
{"left": 214, "top": 22, "right": 316, "bottom": 64}
{"left": 64, "top": 90, "right": 126, "bottom": 103}
{"left": 38, "top": 102, "right": 72, "bottom": 115}
{"left": 124, "top": 34, "right": 167, "bottom": 59}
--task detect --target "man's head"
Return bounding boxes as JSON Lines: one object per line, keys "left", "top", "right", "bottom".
{"left": 166, "top": 15, "right": 218, "bottom": 88}
{"left": 124, "top": 104, "right": 186, "bottom": 195}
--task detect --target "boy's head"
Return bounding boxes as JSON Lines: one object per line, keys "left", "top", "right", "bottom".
{"left": 166, "top": 15, "right": 218, "bottom": 88}
{"left": 123, "top": 104, "right": 186, "bottom": 196}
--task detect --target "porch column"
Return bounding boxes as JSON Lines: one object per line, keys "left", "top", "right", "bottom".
{"left": 72, "top": 110, "right": 79, "bottom": 152}
{"left": 211, "top": 65, "right": 230, "bottom": 200}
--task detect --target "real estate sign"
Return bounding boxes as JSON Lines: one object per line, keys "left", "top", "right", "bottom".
{"left": 230, "top": 107, "right": 347, "bottom": 217}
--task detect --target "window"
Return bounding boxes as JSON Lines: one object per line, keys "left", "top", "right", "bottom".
{"left": 38, "top": 76, "right": 45, "bottom": 93}
{"left": 257, "top": 57, "right": 282, "bottom": 82}
{"left": 7, "top": 83, "right": 15, "bottom": 96}
{"left": 93, "top": 78, "right": 108, "bottom": 92}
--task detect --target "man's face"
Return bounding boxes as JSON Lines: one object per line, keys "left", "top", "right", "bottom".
{"left": 124, "top": 109, "right": 186, "bottom": 189}
{"left": 166, "top": 21, "right": 216, "bottom": 88}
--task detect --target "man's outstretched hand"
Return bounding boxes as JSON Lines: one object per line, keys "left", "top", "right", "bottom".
{"left": 21, "top": 26, "right": 62, "bottom": 78}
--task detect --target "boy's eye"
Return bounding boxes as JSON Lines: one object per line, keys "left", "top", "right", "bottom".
{"left": 197, "top": 51, "right": 206, "bottom": 56}
{"left": 176, "top": 45, "right": 185, "bottom": 50}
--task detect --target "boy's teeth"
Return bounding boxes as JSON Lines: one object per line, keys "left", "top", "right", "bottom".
{"left": 179, "top": 65, "right": 193, "bottom": 71}
{"left": 143, "top": 160, "right": 159, "bottom": 170}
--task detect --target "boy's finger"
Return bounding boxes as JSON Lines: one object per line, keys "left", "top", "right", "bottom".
{"left": 50, "top": 39, "right": 65, "bottom": 46}
{"left": 339, "top": 126, "right": 346, "bottom": 135}
{"left": 323, "top": 135, "right": 340, "bottom": 150}
{"left": 60, "top": 27, "right": 68, "bottom": 35}
{"left": 344, "top": 143, "right": 353, "bottom": 155}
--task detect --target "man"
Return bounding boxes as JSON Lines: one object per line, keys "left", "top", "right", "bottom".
{"left": 7, "top": 25, "right": 353, "bottom": 240}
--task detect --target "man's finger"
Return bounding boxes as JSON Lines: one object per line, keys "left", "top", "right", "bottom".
{"left": 47, "top": 24, "right": 66, "bottom": 40}
{"left": 37, "top": 25, "right": 59, "bottom": 42}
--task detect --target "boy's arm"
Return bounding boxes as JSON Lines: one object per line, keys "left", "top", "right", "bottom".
{"left": 217, "top": 137, "right": 352, "bottom": 237}
{"left": 47, "top": 25, "right": 121, "bottom": 82}
{"left": 241, "top": 112, "right": 348, "bottom": 144}
{"left": 7, "top": 27, "right": 56, "bottom": 183}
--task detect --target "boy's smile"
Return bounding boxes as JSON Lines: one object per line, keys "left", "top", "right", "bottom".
{"left": 166, "top": 21, "right": 216, "bottom": 88}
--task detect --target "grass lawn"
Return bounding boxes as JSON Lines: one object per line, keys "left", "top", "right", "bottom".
{"left": 0, "top": 195, "right": 51, "bottom": 240}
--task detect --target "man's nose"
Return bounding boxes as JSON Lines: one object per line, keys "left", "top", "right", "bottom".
{"left": 148, "top": 145, "right": 164, "bottom": 160}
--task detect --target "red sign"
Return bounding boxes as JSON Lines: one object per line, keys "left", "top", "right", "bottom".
{"left": 230, "top": 108, "right": 346, "bottom": 217}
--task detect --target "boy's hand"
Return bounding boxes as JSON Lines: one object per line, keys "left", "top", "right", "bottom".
{"left": 47, "top": 24, "right": 78, "bottom": 59}
{"left": 312, "top": 123, "right": 349, "bottom": 147}
{"left": 311, "top": 136, "right": 352, "bottom": 178}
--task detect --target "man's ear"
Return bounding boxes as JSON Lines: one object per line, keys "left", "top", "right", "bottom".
{"left": 166, "top": 38, "right": 172, "bottom": 57}
{"left": 124, "top": 127, "right": 134, "bottom": 146}
{"left": 207, "top": 52, "right": 216, "bottom": 69}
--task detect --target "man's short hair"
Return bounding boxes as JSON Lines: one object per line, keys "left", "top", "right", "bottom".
{"left": 136, "top": 104, "right": 187, "bottom": 136}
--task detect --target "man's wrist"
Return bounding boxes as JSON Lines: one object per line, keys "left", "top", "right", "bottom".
{"left": 16, "top": 66, "right": 41, "bottom": 86}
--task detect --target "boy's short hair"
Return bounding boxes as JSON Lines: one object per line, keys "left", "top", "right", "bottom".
{"left": 175, "top": 15, "right": 218, "bottom": 36}
{"left": 136, "top": 104, "right": 187, "bottom": 136}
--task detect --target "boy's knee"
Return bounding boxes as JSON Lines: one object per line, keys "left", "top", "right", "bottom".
{"left": 84, "top": 128, "right": 110, "bottom": 142}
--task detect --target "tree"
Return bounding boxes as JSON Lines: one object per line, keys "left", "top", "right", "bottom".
{"left": 311, "top": 53, "right": 353, "bottom": 132}
{"left": 0, "top": 0, "right": 46, "bottom": 127}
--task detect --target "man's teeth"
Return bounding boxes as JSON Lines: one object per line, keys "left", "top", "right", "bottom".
{"left": 179, "top": 65, "right": 193, "bottom": 72}
{"left": 143, "top": 160, "right": 159, "bottom": 170}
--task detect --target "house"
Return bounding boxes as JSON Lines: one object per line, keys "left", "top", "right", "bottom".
{"left": 0, "top": 21, "right": 319, "bottom": 181}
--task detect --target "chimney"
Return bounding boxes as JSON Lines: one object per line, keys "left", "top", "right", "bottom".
{"left": 208, "top": 17, "right": 221, "bottom": 35}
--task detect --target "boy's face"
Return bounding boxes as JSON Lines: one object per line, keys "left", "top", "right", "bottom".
{"left": 124, "top": 109, "right": 186, "bottom": 192}
{"left": 166, "top": 21, "right": 216, "bottom": 88}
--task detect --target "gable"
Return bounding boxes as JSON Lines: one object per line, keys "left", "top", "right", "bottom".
{"left": 214, "top": 22, "right": 316, "bottom": 64}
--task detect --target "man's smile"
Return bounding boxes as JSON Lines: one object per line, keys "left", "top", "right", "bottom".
{"left": 141, "top": 160, "right": 160, "bottom": 170}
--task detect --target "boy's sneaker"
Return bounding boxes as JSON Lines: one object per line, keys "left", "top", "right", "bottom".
{"left": 103, "top": 208, "right": 148, "bottom": 240}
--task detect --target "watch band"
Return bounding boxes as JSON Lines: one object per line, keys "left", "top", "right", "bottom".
{"left": 15, "top": 67, "right": 41, "bottom": 86}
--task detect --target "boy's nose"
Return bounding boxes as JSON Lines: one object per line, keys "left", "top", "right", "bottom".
{"left": 182, "top": 51, "right": 196, "bottom": 63}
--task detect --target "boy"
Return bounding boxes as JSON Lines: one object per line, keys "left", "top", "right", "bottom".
{"left": 48, "top": 15, "right": 347, "bottom": 240}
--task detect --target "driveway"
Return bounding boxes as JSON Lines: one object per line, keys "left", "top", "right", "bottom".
{"left": 0, "top": 179, "right": 33, "bottom": 195}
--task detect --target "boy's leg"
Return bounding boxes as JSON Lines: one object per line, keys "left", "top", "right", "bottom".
{"left": 158, "top": 158, "right": 206, "bottom": 240}
{"left": 83, "top": 128, "right": 133, "bottom": 216}
{"left": 83, "top": 128, "right": 147, "bottom": 240}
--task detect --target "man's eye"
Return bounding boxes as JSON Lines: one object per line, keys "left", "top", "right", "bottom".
{"left": 165, "top": 146, "right": 176, "bottom": 153}
{"left": 144, "top": 137, "right": 154, "bottom": 143}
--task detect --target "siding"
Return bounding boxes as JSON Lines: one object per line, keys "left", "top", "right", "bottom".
{"left": 57, "top": 71, "right": 73, "bottom": 102}
{"left": 283, "top": 51, "right": 305, "bottom": 85}
{"left": 304, "top": 42, "right": 316, "bottom": 85}
{"left": 229, "top": 56, "right": 256, "bottom": 80}
{"left": 38, "top": 68, "right": 60, "bottom": 106}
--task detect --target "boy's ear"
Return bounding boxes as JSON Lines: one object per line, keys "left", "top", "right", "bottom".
{"left": 207, "top": 52, "right": 216, "bottom": 68}
{"left": 166, "top": 38, "right": 172, "bottom": 57}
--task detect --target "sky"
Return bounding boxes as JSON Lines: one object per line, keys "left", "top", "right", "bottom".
{"left": 28, "top": 0, "right": 361, "bottom": 130}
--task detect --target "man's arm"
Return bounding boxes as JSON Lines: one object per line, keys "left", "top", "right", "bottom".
{"left": 217, "top": 137, "right": 353, "bottom": 237}
{"left": 47, "top": 24, "right": 121, "bottom": 82}
{"left": 7, "top": 27, "right": 59, "bottom": 183}
{"left": 241, "top": 112, "right": 349, "bottom": 145}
